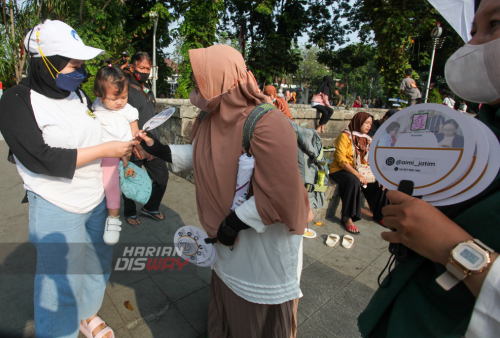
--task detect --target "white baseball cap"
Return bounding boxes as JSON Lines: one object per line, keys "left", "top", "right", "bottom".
{"left": 24, "top": 19, "right": 105, "bottom": 60}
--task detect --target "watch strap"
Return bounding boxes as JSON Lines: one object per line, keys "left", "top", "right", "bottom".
{"left": 474, "top": 239, "right": 494, "bottom": 253}
{"left": 436, "top": 271, "right": 461, "bottom": 291}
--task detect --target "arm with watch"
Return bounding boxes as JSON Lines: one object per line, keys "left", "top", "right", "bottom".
{"left": 381, "top": 190, "right": 499, "bottom": 298}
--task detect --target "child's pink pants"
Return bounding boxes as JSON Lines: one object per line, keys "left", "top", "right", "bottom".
{"left": 101, "top": 157, "right": 121, "bottom": 210}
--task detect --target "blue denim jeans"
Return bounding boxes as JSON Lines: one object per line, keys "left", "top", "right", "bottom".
{"left": 27, "top": 191, "right": 113, "bottom": 338}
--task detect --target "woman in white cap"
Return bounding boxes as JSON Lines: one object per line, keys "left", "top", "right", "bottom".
{"left": 0, "top": 20, "right": 134, "bottom": 338}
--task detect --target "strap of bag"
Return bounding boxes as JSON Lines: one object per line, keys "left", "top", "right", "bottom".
{"left": 349, "top": 130, "right": 359, "bottom": 168}
{"left": 242, "top": 103, "right": 277, "bottom": 154}
{"left": 130, "top": 82, "right": 155, "bottom": 106}
{"left": 198, "top": 110, "right": 208, "bottom": 122}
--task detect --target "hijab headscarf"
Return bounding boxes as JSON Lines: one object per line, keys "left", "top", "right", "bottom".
{"left": 343, "top": 112, "right": 373, "bottom": 165}
{"left": 263, "top": 85, "right": 293, "bottom": 120}
{"left": 189, "top": 45, "right": 310, "bottom": 238}
{"left": 26, "top": 55, "right": 71, "bottom": 99}
{"left": 315, "top": 75, "right": 333, "bottom": 98}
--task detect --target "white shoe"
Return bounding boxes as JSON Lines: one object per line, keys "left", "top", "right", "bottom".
{"left": 103, "top": 216, "right": 122, "bottom": 245}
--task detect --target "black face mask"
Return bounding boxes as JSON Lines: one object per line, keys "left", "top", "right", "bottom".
{"left": 133, "top": 70, "right": 150, "bottom": 83}
{"left": 121, "top": 58, "right": 128, "bottom": 64}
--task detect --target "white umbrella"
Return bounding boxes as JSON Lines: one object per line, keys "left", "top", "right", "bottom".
{"left": 427, "top": 0, "right": 475, "bottom": 42}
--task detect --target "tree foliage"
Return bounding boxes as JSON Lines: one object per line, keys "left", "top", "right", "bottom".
{"left": 0, "top": 0, "right": 174, "bottom": 99}
{"left": 174, "top": 0, "right": 224, "bottom": 98}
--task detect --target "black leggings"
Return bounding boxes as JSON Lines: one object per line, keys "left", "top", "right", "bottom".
{"left": 314, "top": 105, "right": 334, "bottom": 126}
{"left": 329, "top": 170, "right": 388, "bottom": 223}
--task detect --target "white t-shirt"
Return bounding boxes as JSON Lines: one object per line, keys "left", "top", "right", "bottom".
{"left": 16, "top": 90, "right": 104, "bottom": 214}
{"left": 169, "top": 144, "right": 303, "bottom": 305}
{"left": 92, "top": 99, "right": 139, "bottom": 143}
{"left": 443, "top": 97, "right": 456, "bottom": 109}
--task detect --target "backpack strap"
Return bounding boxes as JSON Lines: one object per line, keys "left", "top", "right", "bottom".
{"left": 242, "top": 103, "right": 277, "bottom": 154}
{"left": 198, "top": 110, "right": 209, "bottom": 122}
{"left": 130, "top": 82, "right": 156, "bottom": 106}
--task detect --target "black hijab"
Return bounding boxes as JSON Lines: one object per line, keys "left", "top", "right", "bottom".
{"left": 315, "top": 75, "right": 333, "bottom": 98}
{"left": 24, "top": 55, "right": 71, "bottom": 99}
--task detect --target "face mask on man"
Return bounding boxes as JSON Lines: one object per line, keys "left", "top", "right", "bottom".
{"left": 55, "top": 67, "right": 87, "bottom": 92}
{"left": 189, "top": 89, "right": 224, "bottom": 113}
{"left": 133, "top": 69, "right": 150, "bottom": 83}
{"left": 121, "top": 58, "right": 128, "bottom": 65}
{"left": 445, "top": 38, "right": 500, "bottom": 103}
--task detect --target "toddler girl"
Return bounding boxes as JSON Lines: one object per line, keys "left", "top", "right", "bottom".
{"left": 93, "top": 66, "right": 139, "bottom": 245}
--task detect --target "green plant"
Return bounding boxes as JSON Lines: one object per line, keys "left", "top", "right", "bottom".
{"left": 427, "top": 87, "right": 442, "bottom": 104}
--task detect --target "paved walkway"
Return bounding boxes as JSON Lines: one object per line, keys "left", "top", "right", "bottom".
{"left": 0, "top": 141, "right": 390, "bottom": 338}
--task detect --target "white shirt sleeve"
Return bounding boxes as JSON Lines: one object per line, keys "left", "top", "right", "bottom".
{"left": 122, "top": 104, "right": 139, "bottom": 123}
{"left": 169, "top": 144, "right": 194, "bottom": 172}
{"left": 466, "top": 258, "right": 500, "bottom": 338}
{"left": 234, "top": 196, "right": 266, "bottom": 233}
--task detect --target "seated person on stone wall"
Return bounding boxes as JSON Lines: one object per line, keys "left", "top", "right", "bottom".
{"left": 329, "top": 112, "right": 388, "bottom": 234}
{"left": 263, "top": 85, "right": 293, "bottom": 121}
{"left": 368, "top": 108, "right": 399, "bottom": 137}
{"left": 311, "top": 76, "right": 334, "bottom": 134}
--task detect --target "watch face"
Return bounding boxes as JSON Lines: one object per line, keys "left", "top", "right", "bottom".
{"left": 453, "top": 243, "right": 488, "bottom": 271}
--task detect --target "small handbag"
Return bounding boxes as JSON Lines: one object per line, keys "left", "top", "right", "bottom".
{"left": 349, "top": 132, "right": 376, "bottom": 184}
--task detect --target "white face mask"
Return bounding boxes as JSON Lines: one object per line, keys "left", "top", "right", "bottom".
{"left": 445, "top": 38, "right": 500, "bottom": 103}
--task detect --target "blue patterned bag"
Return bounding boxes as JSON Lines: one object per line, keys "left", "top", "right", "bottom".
{"left": 118, "top": 162, "right": 152, "bottom": 204}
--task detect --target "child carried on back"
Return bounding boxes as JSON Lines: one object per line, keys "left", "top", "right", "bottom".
{"left": 93, "top": 66, "right": 139, "bottom": 245}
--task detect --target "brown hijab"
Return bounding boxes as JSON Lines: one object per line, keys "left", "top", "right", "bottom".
{"left": 263, "top": 85, "right": 293, "bottom": 120}
{"left": 189, "top": 45, "right": 310, "bottom": 238}
{"left": 343, "top": 112, "right": 373, "bottom": 165}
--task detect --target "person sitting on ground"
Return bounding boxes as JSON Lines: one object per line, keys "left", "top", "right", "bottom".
{"left": 378, "top": 121, "right": 400, "bottom": 147}
{"left": 353, "top": 96, "right": 362, "bottom": 108}
{"left": 329, "top": 112, "right": 388, "bottom": 234}
{"left": 368, "top": 108, "right": 399, "bottom": 137}
{"left": 264, "top": 85, "right": 293, "bottom": 121}
{"left": 436, "top": 119, "right": 464, "bottom": 148}
{"left": 311, "top": 75, "right": 334, "bottom": 133}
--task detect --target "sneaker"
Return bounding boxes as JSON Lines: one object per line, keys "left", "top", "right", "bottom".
{"left": 103, "top": 216, "right": 122, "bottom": 245}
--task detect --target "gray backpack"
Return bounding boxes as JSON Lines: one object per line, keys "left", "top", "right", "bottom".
{"left": 200, "top": 103, "right": 328, "bottom": 209}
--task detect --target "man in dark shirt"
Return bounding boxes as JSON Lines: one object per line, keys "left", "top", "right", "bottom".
{"left": 124, "top": 52, "right": 168, "bottom": 225}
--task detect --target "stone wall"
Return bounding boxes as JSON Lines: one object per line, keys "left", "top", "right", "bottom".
{"left": 154, "top": 98, "right": 388, "bottom": 183}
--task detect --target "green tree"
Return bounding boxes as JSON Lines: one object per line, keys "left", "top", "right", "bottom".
{"left": 174, "top": 0, "right": 225, "bottom": 98}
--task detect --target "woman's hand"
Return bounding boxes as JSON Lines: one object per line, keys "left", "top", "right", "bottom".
{"left": 103, "top": 141, "right": 135, "bottom": 158}
{"left": 134, "top": 131, "right": 155, "bottom": 147}
{"left": 357, "top": 173, "right": 368, "bottom": 186}
{"left": 381, "top": 190, "right": 473, "bottom": 266}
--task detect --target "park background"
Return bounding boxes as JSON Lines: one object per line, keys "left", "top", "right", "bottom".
{"left": 0, "top": 0, "right": 473, "bottom": 109}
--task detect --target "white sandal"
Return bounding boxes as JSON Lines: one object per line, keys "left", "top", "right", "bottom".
{"left": 80, "top": 316, "right": 114, "bottom": 338}
{"left": 341, "top": 235, "right": 355, "bottom": 249}
{"left": 326, "top": 234, "right": 340, "bottom": 248}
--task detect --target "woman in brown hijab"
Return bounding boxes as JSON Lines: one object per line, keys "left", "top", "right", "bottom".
{"left": 137, "top": 44, "right": 312, "bottom": 338}
{"left": 263, "top": 85, "right": 293, "bottom": 120}
{"left": 329, "top": 112, "right": 388, "bottom": 234}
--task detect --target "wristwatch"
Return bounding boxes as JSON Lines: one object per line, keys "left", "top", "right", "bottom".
{"left": 436, "top": 239, "right": 494, "bottom": 291}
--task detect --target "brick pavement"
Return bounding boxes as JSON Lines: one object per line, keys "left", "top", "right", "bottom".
{"left": 0, "top": 141, "right": 390, "bottom": 338}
